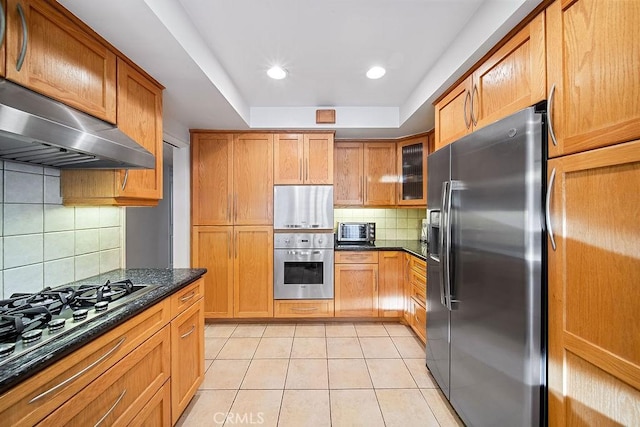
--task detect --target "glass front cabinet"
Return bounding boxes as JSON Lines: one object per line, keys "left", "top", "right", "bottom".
{"left": 397, "top": 133, "right": 431, "bottom": 206}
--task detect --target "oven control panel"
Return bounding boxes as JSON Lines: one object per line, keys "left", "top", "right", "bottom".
{"left": 274, "top": 232, "right": 334, "bottom": 249}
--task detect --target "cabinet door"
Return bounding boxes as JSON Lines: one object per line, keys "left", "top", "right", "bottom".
{"left": 191, "top": 133, "right": 233, "bottom": 225}
{"left": 547, "top": 0, "right": 640, "bottom": 157}
{"left": 274, "top": 133, "right": 304, "bottom": 184}
{"left": 233, "top": 226, "right": 273, "bottom": 317}
{"left": 117, "top": 60, "right": 163, "bottom": 201}
{"left": 378, "top": 251, "right": 404, "bottom": 317}
{"left": 304, "top": 133, "right": 334, "bottom": 184}
{"left": 364, "top": 142, "right": 396, "bottom": 206}
{"left": 547, "top": 140, "right": 640, "bottom": 426}
{"left": 191, "top": 226, "right": 233, "bottom": 318}
{"left": 171, "top": 298, "right": 204, "bottom": 425}
{"left": 6, "top": 0, "right": 116, "bottom": 122}
{"left": 434, "top": 76, "right": 472, "bottom": 151}
{"left": 402, "top": 253, "right": 412, "bottom": 324}
{"left": 233, "top": 134, "right": 273, "bottom": 225}
{"left": 397, "top": 136, "right": 427, "bottom": 206}
{"left": 472, "top": 12, "right": 545, "bottom": 130}
{"left": 334, "top": 142, "right": 364, "bottom": 205}
{"left": 334, "top": 264, "right": 378, "bottom": 317}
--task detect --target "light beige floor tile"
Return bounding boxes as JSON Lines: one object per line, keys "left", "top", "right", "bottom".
{"left": 391, "top": 336, "right": 426, "bottom": 358}
{"left": 325, "top": 323, "right": 357, "bottom": 337}
{"left": 263, "top": 324, "right": 296, "bottom": 337}
{"left": 330, "top": 389, "right": 385, "bottom": 427}
{"left": 355, "top": 323, "right": 389, "bottom": 337}
{"left": 404, "top": 359, "right": 438, "bottom": 388}
{"left": 253, "top": 337, "right": 293, "bottom": 358}
{"left": 328, "top": 359, "right": 373, "bottom": 389}
{"left": 205, "top": 323, "right": 238, "bottom": 338}
{"left": 201, "top": 359, "right": 250, "bottom": 390}
{"left": 383, "top": 323, "right": 414, "bottom": 337}
{"left": 205, "top": 338, "right": 227, "bottom": 359}
{"left": 294, "top": 323, "right": 326, "bottom": 337}
{"left": 376, "top": 389, "right": 439, "bottom": 427}
{"left": 290, "top": 337, "right": 327, "bottom": 358}
{"left": 278, "top": 389, "right": 331, "bottom": 427}
{"left": 285, "top": 359, "right": 328, "bottom": 389}
{"left": 366, "top": 359, "right": 417, "bottom": 388}
{"left": 231, "top": 324, "right": 266, "bottom": 338}
{"left": 216, "top": 338, "right": 260, "bottom": 359}
{"left": 204, "top": 359, "right": 214, "bottom": 373}
{"left": 240, "top": 359, "right": 289, "bottom": 389}
{"left": 421, "top": 389, "right": 465, "bottom": 427}
{"left": 227, "top": 389, "right": 283, "bottom": 427}
{"left": 175, "top": 389, "right": 237, "bottom": 427}
{"left": 359, "top": 337, "right": 401, "bottom": 358}
{"left": 327, "top": 337, "right": 363, "bottom": 358}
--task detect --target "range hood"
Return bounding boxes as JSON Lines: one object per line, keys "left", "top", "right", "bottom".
{"left": 0, "top": 79, "right": 155, "bottom": 169}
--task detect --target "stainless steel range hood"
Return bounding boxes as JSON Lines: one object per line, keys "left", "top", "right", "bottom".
{"left": 0, "top": 79, "right": 155, "bottom": 169}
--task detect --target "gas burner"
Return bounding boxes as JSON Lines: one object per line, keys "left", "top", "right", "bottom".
{"left": 72, "top": 309, "right": 89, "bottom": 322}
{"left": 94, "top": 301, "right": 109, "bottom": 312}
{"left": 0, "top": 343, "right": 15, "bottom": 358}
{"left": 22, "top": 329, "right": 43, "bottom": 344}
{"left": 0, "top": 306, "right": 53, "bottom": 342}
{"left": 2, "top": 287, "right": 75, "bottom": 316}
{"left": 73, "top": 279, "right": 135, "bottom": 307}
{"left": 48, "top": 318, "right": 66, "bottom": 332}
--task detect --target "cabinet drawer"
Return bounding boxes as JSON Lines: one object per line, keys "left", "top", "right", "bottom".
{"left": 411, "top": 283, "right": 426, "bottom": 305}
{"left": 0, "top": 300, "right": 170, "bottom": 427}
{"left": 412, "top": 301, "right": 426, "bottom": 344}
{"left": 129, "top": 380, "right": 171, "bottom": 427}
{"left": 171, "top": 278, "right": 205, "bottom": 318}
{"left": 409, "top": 256, "right": 426, "bottom": 276}
{"left": 335, "top": 251, "right": 379, "bottom": 264}
{"left": 274, "top": 300, "right": 335, "bottom": 318}
{"left": 40, "top": 326, "right": 171, "bottom": 426}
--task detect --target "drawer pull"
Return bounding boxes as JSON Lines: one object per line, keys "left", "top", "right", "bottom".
{"left": 291, "top": 307, "right": 319, "bottom": 312}
{"left": 181, "top": 324, "right": 196, "bottom": 339}
{"left": 180, "top": 291, "right": 196, "bottom": 302}
{"left": 29, "top": 336, "right": 126, "bottom": 403}
{"left": 95, "top": 389, "right": 126, "bottom": 427}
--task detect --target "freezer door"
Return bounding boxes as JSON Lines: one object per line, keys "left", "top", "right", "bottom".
{"left": 426, "top": 146, "right": 451, "bottom": 397}
{"left": 449, "top": 107, "right": 543, "bottom": 427}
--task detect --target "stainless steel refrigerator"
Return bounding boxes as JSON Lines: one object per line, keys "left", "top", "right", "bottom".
{"left": 426, "top": 106, "right": 546, "bottom": 426}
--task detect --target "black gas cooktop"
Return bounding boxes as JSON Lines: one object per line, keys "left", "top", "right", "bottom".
{"left": 0, "top": 279, "right": 155, "bottom": 362}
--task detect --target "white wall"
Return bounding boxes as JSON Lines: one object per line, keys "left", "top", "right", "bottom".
{"left": 172, "top": 146, "right": 191, "bottom": 267}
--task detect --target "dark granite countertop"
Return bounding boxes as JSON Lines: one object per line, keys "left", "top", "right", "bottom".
{"left": 335, "top": 239, "right": 428, "bottom": 260}
{"left": 0, "top": 268, "right": 206, "bottom": 395}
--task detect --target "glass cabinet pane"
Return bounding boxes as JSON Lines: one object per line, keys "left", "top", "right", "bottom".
{"left": 401, "top": 143, "right": 424, "bottom": 200}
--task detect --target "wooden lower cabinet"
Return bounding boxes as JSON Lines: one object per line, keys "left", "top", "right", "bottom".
{"left": 192, "top": 226, "right": 233, "bottom": 318}
{"left": 335, "top": 251, "right": 379, "bottom": 317}
{"left": 130, "top": 381, "right": 172, "bottom": 427}
{"left": 378, "top": 251, "right": 404, "bottom": 317}
{"left": 234, "top": 227, "right": 274, "bottom": 318}
{"left": 547, "top": 140, "right": 640, "bottom": 425}
{"left": 274, "top": 300, "right": 334, "bottom": 318}
{"left": 407, "top": 254, "right": 427, "bottom": 343}
{"left": 402, "top": 253, "right": 412, "bottom": 325}
{"left": 411, "top": 300, "right": 427, "bottom": 343}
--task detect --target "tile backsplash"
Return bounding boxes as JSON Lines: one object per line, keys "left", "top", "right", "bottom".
{"left": 334, "top": 208, "right": 425, "bottom": 240}
{"left": 1, "top": 161, "right": 124, "bottom": 298}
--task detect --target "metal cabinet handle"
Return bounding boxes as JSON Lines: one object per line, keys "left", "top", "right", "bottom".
{"left": 548, "top": 84, "right": 558, "bottom": 147}
{"left": 471, "top": 84, "right": 479, "bottom": 126}
{"left": 227, "top": 194, "right": 231, "bottom": 222}
{"left": 227, "top": 231, "right": 231, "bottom": 258}
{"left": 234, "top": 193, "right": 238, "bottom": 222}
{"left": 463, "top": 91, "right": 471, "bottom": 129}
{"left": 180, "top": 291, "right": 195, "bottom": 302}
{"left": 546, "top": 168, "right": 557, "bottom": 251}
{"left": 181, "top": 325, "right": 196, "bottom": 339}
{"left": 121, "top": 169, "right": 129, "bottom": 191}
{"left": 95, "top": 389, "right": 126, "bottom": 427}
{"left": 299, "top": 158, "right": 303, "bottom": 181}
{"left": 29, "top": 336, "right": 126, "bottom": 403}
{"left": 0, "top": 2, "right": 6, "bottom": 48}
{"left": 374, "top": 270, "right": 378, "bottom": 292}
{"left": 16, "top": 3, "right": 27, "bottom": 72}
{"left": 291, "top": 307, "right": 319, "bottom": 312}
{"left": 235, "top": 233, "right": 238, "bottom": 258}
{"left": 305, "top": 158, "right": 309, "bottom": 181}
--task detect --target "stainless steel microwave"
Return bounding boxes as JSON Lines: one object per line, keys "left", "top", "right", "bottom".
{"left": 337, "top": 222, "right": 376, "bottom": 244}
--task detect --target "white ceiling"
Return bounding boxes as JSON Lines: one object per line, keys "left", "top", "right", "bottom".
{"left": 58, "top": 0, "right": 542, "bottom": 143}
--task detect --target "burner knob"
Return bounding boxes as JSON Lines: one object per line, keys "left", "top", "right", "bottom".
{"left": 95, "top": 301, "right": 109, "bottom": 312}
{"left": 72, "top": 309, "right": 89, "bottom": 322}
{"left": 22, "top": 329, "right": 44, "bottom": 344}
{"left": 48, "top": 318, "right": 66, "bottom": 332}
{"left": 0, "top": 343, "right": 16, "bottom": 358}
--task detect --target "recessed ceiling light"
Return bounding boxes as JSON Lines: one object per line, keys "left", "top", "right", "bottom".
{"left": 267, "top": 66, "right": 287, "bottom": 80}
{"left": 366, "top": 66, "right": 386, "bottom": 79}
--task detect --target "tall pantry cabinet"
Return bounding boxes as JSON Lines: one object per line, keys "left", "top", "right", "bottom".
{"left": 191, "top": 132, "right": 274, "bottom": 318}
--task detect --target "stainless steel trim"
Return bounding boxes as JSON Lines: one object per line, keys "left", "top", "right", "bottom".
{"left": 95, "top": 389, "right": 126, "bottom": 427}
{"left": 16, "top": 3, "right": 27, "bottom": 72}
{"left": 291, "top": 307, "right": 319, "bottom": 312}
{"left": 29, "top": 337, "right": 126, "bottom": 403}
{"left": 181, "top": 325, "right": 196, "bottom": 339}
{"left": 179, "top": 291, "right": 195, "bottom": 302}
{"left": 548, "top": 84, "right": 558, "bottom": 146}
{"left": 546, "top": 167, "right": 557, "bottom": 251}
{"left": 121, "top": 169, "right": 129, "bottom": 191}
{"left": 463, "top": 91, "right": 471, "bottom": 129}
{"left": 471, "top": 84, "right": 479, "bottom": 126}
{"left": 273, "top": 185, "right": 334, "bottom": 230}
{"left": 438, "top": 182, "right": 448, "bottom": 307}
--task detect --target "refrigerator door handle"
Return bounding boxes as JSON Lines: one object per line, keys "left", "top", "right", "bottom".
{"left": 546, "top": 167, "right": 557, "bottom": 250}
{"left": 443, "top": 180, "right": 454, "bottom": 310}
{"left": 439, "top": 181, "right": 450, "bottom": 307}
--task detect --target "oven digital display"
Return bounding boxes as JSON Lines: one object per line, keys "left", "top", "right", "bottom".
{"left": 284, "top": 262, "right": 323, "bottom": 285}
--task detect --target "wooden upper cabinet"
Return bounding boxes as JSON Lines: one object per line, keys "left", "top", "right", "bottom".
{"left": 547, "top": 139, "right": 640, "bottom": 426}
{"left": 434, "top": 11, "right": 546, "bottom": 151}
{"left": 233, "top": 133, "right": 273, "bottom": 225}
{"left": 233, "top": 226, "right": 273, "bottom": 318}
{"left": 191, "top": 133, "right": 233, "bottom": 225}
{"left": 472, "top": 12, "right": 546, "bottom": 130}
{"left": 546, "top": 0, "right": 640, "bottom": 157}
{"left": 363, "top": 142, "right": 396, "bottom": 206}
{"left": 5, "top": 0, "right": 117, "bottom": 122}
{"left": 334, "top": 142, "right": 364, "bottom": 205}
{"left": 274, "top": 133, "right": 333, "bottom": 184}
{"left": 397, "top": 135, "right": 428, "bottom": 206}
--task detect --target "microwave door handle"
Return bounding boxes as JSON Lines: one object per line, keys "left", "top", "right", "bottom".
{"left": 439, "top": 182, "right": 449, "bottom": 308}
